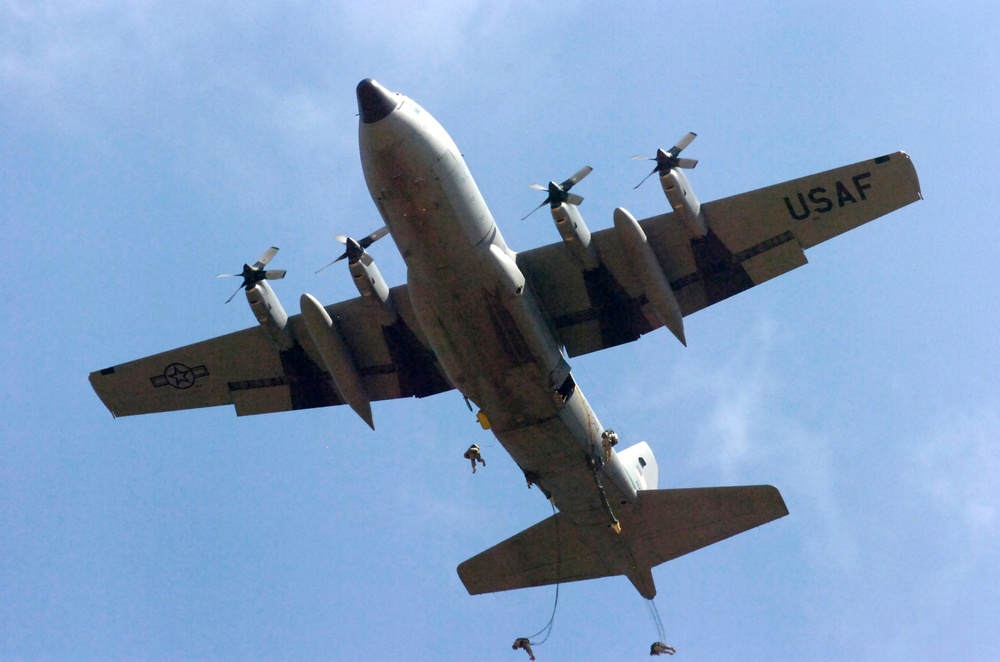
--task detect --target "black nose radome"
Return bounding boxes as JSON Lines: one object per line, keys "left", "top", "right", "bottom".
{"left": 357, "top": 78, "right": 397, "bottom": 124}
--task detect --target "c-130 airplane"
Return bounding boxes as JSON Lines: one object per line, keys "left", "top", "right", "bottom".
{"left": 90, "top": 79, "right": 921, "bottom": 601}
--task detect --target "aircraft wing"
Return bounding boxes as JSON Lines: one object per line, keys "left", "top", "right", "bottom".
{"left": 89, "top": 285, "right": 452, "bottom": 418}
{"left": 518, "top": 151, "right": 922, "bottom": 357}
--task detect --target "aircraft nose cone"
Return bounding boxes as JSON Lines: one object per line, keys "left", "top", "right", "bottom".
{"left": 357, "top": 78, "right": 397, "bottom": 124}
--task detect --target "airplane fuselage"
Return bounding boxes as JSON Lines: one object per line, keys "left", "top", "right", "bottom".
{"left": 356, "top": 79, "right": 637, "bottom": 523}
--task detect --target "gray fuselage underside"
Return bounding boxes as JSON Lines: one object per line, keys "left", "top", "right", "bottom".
{"left": 358, "top": 86, "right": 637, "bottom": 522}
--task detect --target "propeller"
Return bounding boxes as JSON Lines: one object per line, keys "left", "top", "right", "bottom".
{"left": 315, "top": 226, "right": 389, "bottom": 273}
{"left": 521, "top": 165, "right": 593, "bottom": 220}
{"left": 216, "top": 246, "right": 286, "bottom": 303}
{"left": 632, "top": 132, "right": 698, "bottom": 189}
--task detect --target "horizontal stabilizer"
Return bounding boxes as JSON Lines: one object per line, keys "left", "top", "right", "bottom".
{"left": 457, "top": 485, "right": 787, "bottom": 599}
{"left": 458, "top": 509, "right": 615, "bottom": 596}
{"left": 624, "top": 485, "right": 788, "bottom": 568}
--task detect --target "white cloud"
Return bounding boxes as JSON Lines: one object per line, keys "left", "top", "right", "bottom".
{"left": 678, "top": 315, "right": 783, "bottom": 476}
{"left": 335, "top": 0, "right": 513, "bottom": 71}
{"left": 912, "top": 402, "right": 1000, "bottom": 547}
{"left": 1, "top": 0, "right": 154, "bottom": 86}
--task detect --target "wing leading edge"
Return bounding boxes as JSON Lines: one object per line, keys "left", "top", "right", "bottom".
{"left": 89, "top": 284, "right": 452, "bottom": 419}
{"left": 518, "top": 151, "right": 921, "bottom": 357}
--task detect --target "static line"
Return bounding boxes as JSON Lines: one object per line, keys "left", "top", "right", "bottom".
{"left": 524, "top": 501, "right": 560, "bottom": 646}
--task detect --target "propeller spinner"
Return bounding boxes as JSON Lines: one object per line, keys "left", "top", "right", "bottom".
{"left": 633, "top": 132, "right": 698, "bottom": 189}
{"left": 522, "top": 165, "right": 593, "bottom": 220}
{"left": 315, "top": 226, "right": 389, "bottom": 273}
{"left": 217, "top": 246, "right": 286, "bottom": 304}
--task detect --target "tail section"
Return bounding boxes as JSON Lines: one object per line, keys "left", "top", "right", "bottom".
{"left": 617, "top": 441, "right": 659, "bottom": 490}
{"left": 457, "top": 485, "right": 787, "bottom": 599}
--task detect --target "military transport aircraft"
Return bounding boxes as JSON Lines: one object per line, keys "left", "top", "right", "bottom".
{"left": 90, "top": 79, "right": 921, "bottom": 601}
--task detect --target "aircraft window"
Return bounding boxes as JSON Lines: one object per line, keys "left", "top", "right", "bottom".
{"left": 638, "top": 457, "right": 647, "bottom": 467}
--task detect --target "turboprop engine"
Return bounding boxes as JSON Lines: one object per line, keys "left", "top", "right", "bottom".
{"left": 246, "top": 280, "right": 294, "bottom": 351}
{"left": 217, "top": 246, "right": 294, "bottom": 351}
{"left": 316, "top": 227, "right": 393, "bottom": 313}
{"left": 661, "top": 167, "right": 704, "bottom": 237}
{"left": 524, "top": 165, "right": 600, "bottom": 269}
{"left": 634, "top": 132, "right": 707, "bottom": 238}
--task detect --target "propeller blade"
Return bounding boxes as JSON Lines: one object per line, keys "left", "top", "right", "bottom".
{"left": 561, "top": 165, "right": 593, "bottom": 190}
{"left": 524, "top": 166, "right": 592, "bottom": 219}
{"left": 669, "top": 132, "right": 697, "bottom": 155}
{"left": 314, "top": 255, "right": 345, "bottom": 274}
{"left": 225, "top": 283, "right": 244, "bottom": 304}
{"left": 634, "top": 132, "right": 699, "bottom": 188}
{"left": 253, "top": 246, "right": 279, "bottom": 270}
{"left": 633, "top": 166, "right": 660, "bottom": 190}
{"left": 360, "top": 225, "right": 389, "bottom": 248}
{"left": 317, "top": 227, "right": 387, "bottom": 272}
{"left": 521, "top": 200, "right": 549, "bottom": 221}
{"left": 219, "top": 246, "right": 283, "bottom": 302}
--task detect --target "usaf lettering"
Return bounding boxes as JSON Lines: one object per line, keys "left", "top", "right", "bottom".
{"left": 784, "top": 172, "right": 872, "bottom": 220}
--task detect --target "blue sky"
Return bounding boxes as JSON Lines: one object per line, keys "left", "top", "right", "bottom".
{"left": 3, "top": 2, "right": 999, "bottom": 660}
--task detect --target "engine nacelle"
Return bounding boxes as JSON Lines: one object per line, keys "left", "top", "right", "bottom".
{"left": 349, "top": 255, "right": 392, "bottom": 310}
{"left": 246, "top": 280, "right": 294, "bottom": 351}
{"left": 661, "top": 168, "right": 707, "bottom": 237}
{"left": 551, "top": 203, "right": 599, "bottom": 269}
